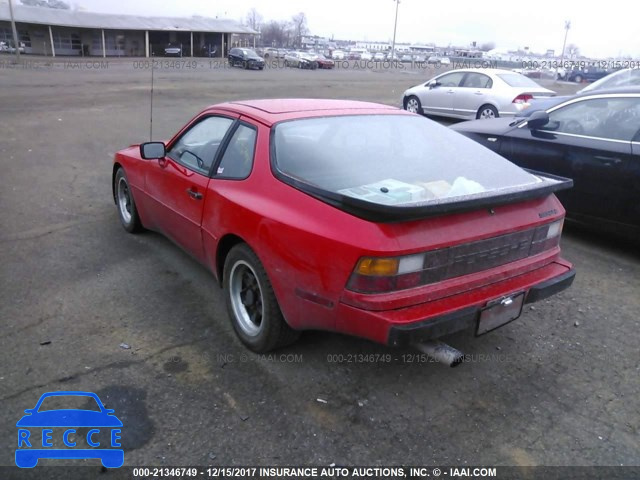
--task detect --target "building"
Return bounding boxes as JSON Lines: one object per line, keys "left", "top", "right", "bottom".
{"left": 0, "top": 3, "right": 256, "bottom": 57}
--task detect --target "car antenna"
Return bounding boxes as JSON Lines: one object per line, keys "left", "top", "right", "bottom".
{"left": 149, "top": 54, "right": 155, "bottom": 141}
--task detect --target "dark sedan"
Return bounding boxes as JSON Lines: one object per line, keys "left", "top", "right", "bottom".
{"left": 451, "top": 88, "right": 640, "bottom": 237}
{"left": 228, "top": 48, "right": 265, "bottom": 70}
{"left": 566, "top": 67, "right": 610, "bottom": 83}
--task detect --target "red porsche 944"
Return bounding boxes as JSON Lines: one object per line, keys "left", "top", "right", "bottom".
{"left": 112, "top": 99, "right": 575, "bottom": 355}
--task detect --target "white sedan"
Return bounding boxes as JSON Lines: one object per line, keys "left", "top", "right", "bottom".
{"left": 403, "top": 68, "right": 555, "bottom": 120}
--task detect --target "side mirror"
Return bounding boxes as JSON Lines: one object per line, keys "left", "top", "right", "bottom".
{"left": 140, "top": 142, "right": 166, "bottom": 159}
{"left": 428, "top": 80, "right": 439, "bottom": 89}
{"left": 527, "top": 110, "right": 550, "bottom": 130}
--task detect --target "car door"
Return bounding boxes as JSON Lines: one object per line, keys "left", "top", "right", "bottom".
{"left": 454, "top": 72, "right": 493, "bottom": 118}
{"left": 504, "top": 96, "right": 640, "bottom": 225}
{"left": 419, "top": 71, "right": 466, "bottom": 116}
{"left": 144, "top": 114, "right": 237, "bottom": 262}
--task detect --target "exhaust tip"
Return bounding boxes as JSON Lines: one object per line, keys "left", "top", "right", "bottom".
{"left": 413, "top": 340, "right": 464, "bottom": 368}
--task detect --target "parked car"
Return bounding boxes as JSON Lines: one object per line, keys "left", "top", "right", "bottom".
{"left": 451, "top": 88, "right": 640, "bottom": 237}
{"left": 228, "top": 48, "right": 265, "bottom": 70}
{"left": 262, "top": 47, "right": 278, "bottom": 59}
{"left": 578, "top": 68, "right": 640, "bottom": 93}
{"left": 373, "top": 52, "right": 386, "bottom": 61}
{"left": 566, "top": 67, "right": 609, "bottom": 83}
{"left": 113, "top": 99, "right": 574, "bottom": 354}
{"left": 284, "top": 51, "right": 317, "bottom": 69}
{"left": 347, "top": 51, "right": 362, "bottom": 60}
{"left": 403, "top": 68, "right": 556, "bottom": 120}
{"left": 427, "top": 55, "right": 451, "bottom": 66}
{"left": 360, "top": 51, "right": 373, "bottom": 61}
{"left": 331, "top": 50, "right": 345, "bottom": 60}
{"left": 164, "top": 43, "right": 182, "bottom": 57}
{"left": 312, "top": 53, "right": 335, "bottom": 69}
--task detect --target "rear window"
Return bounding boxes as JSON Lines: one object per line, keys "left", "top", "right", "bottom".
{"left": 497, "top": 73, "right": 541, "bottom": 87}
{"left": 272, "top": 115, "right": 560, "bottom": 213}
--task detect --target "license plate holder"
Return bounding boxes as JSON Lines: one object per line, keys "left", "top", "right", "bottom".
{"left": 476, "top": 292, "right": 525, "bottom": 336}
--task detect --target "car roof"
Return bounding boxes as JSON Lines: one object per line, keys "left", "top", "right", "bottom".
{"left": 576, "top": 86, "right": 640, "bottom": 96}
{"left": 208, "top": 99, "right": 403, "bottom": 126}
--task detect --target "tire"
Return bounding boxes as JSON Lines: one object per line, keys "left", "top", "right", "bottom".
{"left": 284, "top": 60, "right": 289, "bottom": 67}
{"left": 115, "top": 168, "right": 143, "bottom": 233}
{"left": 573, "top": 74, "right": 583, "bottom": 83}
{"left": 404, "top": 95, "right": 422, "bottom": 114}
{"left": 477, "top": 104, "right": 499, "bottom": 119}
{"left": 243, "top": 60, "right": 249, "bottom": 69}
{"left": 224, "top": 244, "right": 300, "bottom": 352}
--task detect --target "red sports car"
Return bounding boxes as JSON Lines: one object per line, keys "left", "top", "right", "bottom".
{"left": 112, "top": 99, "right": 575, "bottom": 355}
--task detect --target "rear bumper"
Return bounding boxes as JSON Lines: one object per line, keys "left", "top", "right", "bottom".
{"left": 334, "top": 261, "right": 575, "bottom": 346}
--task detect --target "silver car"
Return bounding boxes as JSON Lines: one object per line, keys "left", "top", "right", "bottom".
{"left": 403, "top": 68, "right": 555, "bottom": 119}
{"left": 578, "top": 68, "right": 640, "bottom": 93}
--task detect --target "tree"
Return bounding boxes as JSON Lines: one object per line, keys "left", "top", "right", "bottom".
{"left": 20, "top": 0, "right": 70, "bottom": 8}
{"left": 479, "top": 41, "right": 496, "bottom": 52}
{"left": 565, "top": 43, "right": 580, "bottom": 58}
{"left": 261, "top": 20, "right": 291, "bottom": 48}
{"left": 245, "top": 8, "right": 263, "bottom": 32}
{"left": 291, "top": 12, "right": 308, "bottom": 48}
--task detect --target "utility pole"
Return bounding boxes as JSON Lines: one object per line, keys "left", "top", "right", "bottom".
{"left": 8, "top": 0, "right": 21, "bottom": 62}
{"left": 556, "top": 20, "right": 570, "bottom": 82}
{"left": 391, "top": 0, "right": 400, "bottom": 62}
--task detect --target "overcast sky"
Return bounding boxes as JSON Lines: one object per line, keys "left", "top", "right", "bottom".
{"left": 64, "top": 0, "right": 638, "bottom": 57}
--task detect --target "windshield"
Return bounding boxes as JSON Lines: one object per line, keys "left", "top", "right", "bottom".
{"left": 38, "top": 395, "right": 101, "bottom": 412}
{"left": 273, "top": 115, "right": 548, "bottom": 209}
{"left": 497, "top": 73, "right": 542, "bottom": 87}
{"left": 242, "top": 49, "right": 258, "bottom": 56}
{"left": 581, "top": 68, "right": 640, "bottom": 92}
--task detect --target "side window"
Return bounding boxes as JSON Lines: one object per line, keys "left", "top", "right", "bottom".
{"left": 216, "top": 124, "right": 257, "bottom": 179}
{"left": 435, "top": 72, "right": 466, "bottom": 87}
{"left": 461, "top": 73, "right": 492, "bottom": 88}
{"left": 167, "top": 116, "right": 234, "bottom": 175}
{"left": 545, "top": 98, "right": 640, "bottom": 141}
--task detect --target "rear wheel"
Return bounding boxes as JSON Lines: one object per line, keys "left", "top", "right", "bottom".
{"left": 404, "top": 95, "right": 422, "bottom": 114}
{"left": 477, "top": 104, "right": 498, "bottom": 119}
{"left": 115, "top": 168, "right": 142, "bottom": 233}
{"left": 573, "top": 74, "right": 583, "bottom": 83}
{"left": 224, "top": 244, "right": 300, "bottom": 352}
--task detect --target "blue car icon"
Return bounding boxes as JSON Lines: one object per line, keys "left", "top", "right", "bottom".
{"left": 16, "top": 391, "right": 123, "bottom": 468}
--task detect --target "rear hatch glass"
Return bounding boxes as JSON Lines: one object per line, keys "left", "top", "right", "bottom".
{"left": 272, "top": 114, "right": 571, "bottom": 222}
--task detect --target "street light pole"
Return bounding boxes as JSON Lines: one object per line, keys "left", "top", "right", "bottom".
{"left": 556, "top": 20, "right": 570, "bottom": 82}
{"left": 391, "top": 0, "right": 400, "bottom": 62}
{"left": 8, "top": 0, "right": 21, "bottom": 62}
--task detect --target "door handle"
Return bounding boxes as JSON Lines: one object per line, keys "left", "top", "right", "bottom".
{"left": 594, "top": 156, "right": 622, "bottom": 166}
{"left": 447, "top": 90, "right": 454, "bottom": 94}
{"left": 474, "top": 91, "right": 484, "bottom": 95}
{"left": 186, "top": 188, "right": 203, "bottom": 200}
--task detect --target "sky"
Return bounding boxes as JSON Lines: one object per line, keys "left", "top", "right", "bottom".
{"left": 35, "top": 0, "right": 640, "bottom": 58}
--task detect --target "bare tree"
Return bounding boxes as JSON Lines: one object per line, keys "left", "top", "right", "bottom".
{"left": 245, "top": 8, "right": 263, "bottom": 32}
{"left": 565, "top": 43, "right": 580, "bottom": 58}
{"left": 291, "top": 12, "right": 308, "bottom": 48}
{"left": 261, "top": 20, "right": 291, "bottom": 48}
{"left": 479, "top": 41, "right": 496, "bottom": 52}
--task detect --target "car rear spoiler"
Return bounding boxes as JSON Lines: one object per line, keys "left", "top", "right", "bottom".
{"left": 277, "top": 170, "right": 573, "bottom": 223}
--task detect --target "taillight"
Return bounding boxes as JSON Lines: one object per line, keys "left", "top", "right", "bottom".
{"left": 530, "top": 219, "right": 564, "bottom": 255}
{"left": 513, "top": 94, "right": 534, "bottom": 104}
{"left": 347, "top": 220, "right": 565, "bottom": 294}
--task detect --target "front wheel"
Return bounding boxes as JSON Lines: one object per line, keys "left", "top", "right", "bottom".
{"left": 224, "top": 244, "right": 300, "bottom": 352}
{"left": 404, "top": 95, "right": 422, "bottom": 114}
{"left": 115, "top": 168, "right": 142, "bottom": 233}
{"left": 573, "top": 74, "right": 583, "bottom": 83}
{"left": 477, "top": 104, "right": 498, "bottom": 119}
